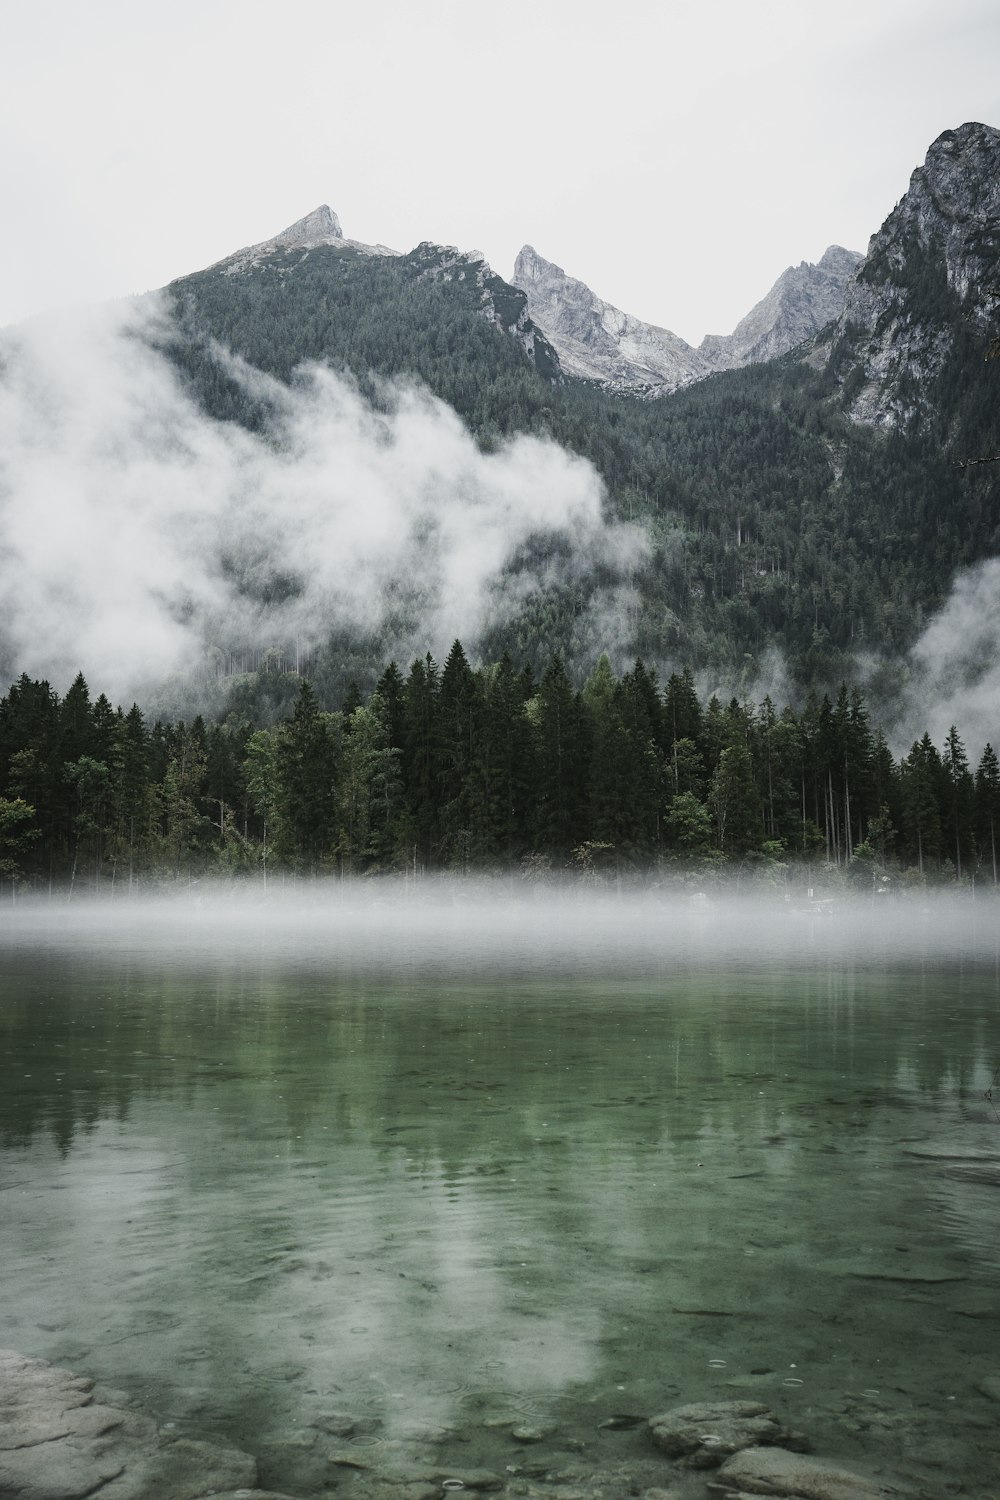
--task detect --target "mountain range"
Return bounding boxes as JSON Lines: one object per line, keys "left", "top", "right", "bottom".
{"left": 511, "top": 242, "right": 864, "bottom": 393}
{"left": 2, "top": 122, "right": 999, "bottom": 715}
{"left": 204, "top": 199, "right": 867, "bottom": 398}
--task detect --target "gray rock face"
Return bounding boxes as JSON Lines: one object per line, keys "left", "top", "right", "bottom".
{"left": 0, "top": 1348, "right": 264, "bottom": 1500}
{"left": 647, "top": 1400, "right": 795, "bottom": 1468}
{"left": 512, "top": 245, "right": 710, "bottom": 394}
{"left": 272, "top": 204, "right": 344, "bottom": 246}
{"left": 209, "top": 204, "right": 401, "bottom": 276}
{"left": 832, "top": 120, "right": 1000, "bottom": 427}
{"left": 700, "top": 246, "right": 863, "bottom": 370}
{"left": 715, "top": 1444, "right": 908, "bottom": 1499}
{"left": 512, "top": 243, "right": 861, "bottom": 396}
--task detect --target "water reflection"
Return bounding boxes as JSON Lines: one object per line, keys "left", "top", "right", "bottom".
{"left": 2, "top": 896, "right": 1000, "bottom": 1493}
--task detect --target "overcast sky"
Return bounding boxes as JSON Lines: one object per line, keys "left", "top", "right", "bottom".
{"left": 2, "top": 0, "right": 999, "bottom": 345}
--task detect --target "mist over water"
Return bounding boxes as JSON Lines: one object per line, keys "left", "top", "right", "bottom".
{"left": 2, "top": 882, "right": 998, "bottom": 975}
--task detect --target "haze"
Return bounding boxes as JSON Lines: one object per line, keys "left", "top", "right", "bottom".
{"left": 2, "top": 884, "right": 996, "bottom": 976}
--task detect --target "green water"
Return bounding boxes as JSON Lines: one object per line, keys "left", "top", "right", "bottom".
{"left": 2, "top": 912, "right": 1000, "bottom": 1494}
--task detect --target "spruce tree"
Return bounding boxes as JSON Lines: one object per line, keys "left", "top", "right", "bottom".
{"left": 975, "top": 742, "right": 1000, "bottom": 886}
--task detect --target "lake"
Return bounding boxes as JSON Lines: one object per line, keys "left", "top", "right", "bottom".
{"left": 1, "top": 886, "right": 999, "bottom": 1496}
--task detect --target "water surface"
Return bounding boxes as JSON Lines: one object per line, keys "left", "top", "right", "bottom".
{"left": 2, "top": 890, "right": 999, "bottom": 1494}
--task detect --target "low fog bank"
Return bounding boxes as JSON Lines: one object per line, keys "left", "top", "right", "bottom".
{"left": 0, "top": 298, "right": 644, "bottom": 705}
{"left": 1, "top": 880, "right": 996, "bottom": 975}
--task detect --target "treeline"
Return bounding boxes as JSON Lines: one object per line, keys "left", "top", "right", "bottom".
{"left": 2, "top": 649, "right": 998, "bottom": 891}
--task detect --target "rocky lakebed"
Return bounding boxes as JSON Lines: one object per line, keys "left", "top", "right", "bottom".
{"left": 0, "top": 1347, "right": 959, "bottom": 1500}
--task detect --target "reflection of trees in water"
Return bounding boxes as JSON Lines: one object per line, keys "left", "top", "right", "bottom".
{"left": 1, "top": 954, "right": 995, "bottom": 1159}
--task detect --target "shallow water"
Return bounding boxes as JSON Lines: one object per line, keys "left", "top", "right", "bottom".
{"left": 2, "top": 892, "right": 1000, "bottom": 1494}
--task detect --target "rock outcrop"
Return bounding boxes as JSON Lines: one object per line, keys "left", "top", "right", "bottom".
{"left": 700, "top": 246, "right": 863, "bottom": 370}
{"left": 511, "top": 243, "right": 861, "bottom": 396}
{"left": 830, "top": 121, "right": 1000, "bottom": 428}
{"left": 511, "top": 245, "right": 710, "bottom": 394}
{"left": 209, "top": 204, "right": 400, "bottom": 276}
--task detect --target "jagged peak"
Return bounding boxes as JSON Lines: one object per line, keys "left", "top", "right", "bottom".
{"left": 273, "top": 205, "right": 344, "bottom": 247}
{"left": 818, "top": 245, "right": 864, "bottom": 273}
{"left": 201, "top": 204, "right": 400, "bottom": 277}
{"left": 513, "top": 245, "right": 563, "bottom": 282}
{"left": 928, "top": 120, "right": 1000, "bottom": 154}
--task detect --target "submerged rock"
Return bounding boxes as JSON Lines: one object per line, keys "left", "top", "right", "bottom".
{"left": 648, "top": 1401, "right": 796, "bottom": 1468}
{"left": 0, "top": 1348, "right": 266, "bottom": 1500}
{"left": 713, "top": 1445, "right": 908, "bottom": 1499}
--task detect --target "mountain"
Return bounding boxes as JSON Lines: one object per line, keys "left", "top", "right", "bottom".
{"left": 700, "top": 245, "right": 863, "bottom": 370}
{"left": 826, "top": 121, "right": 1000, "bottom": 433}
{"left": 166, "top": 222, "right": 562, "bottom": 431}
{"left": 510, "top": 245, "right": 709, "bottom": 394}
{"left": 212, "top": 203, "right": 402, "bottom": 272}
{"left": 0, "top": 121, "right": 987, "bottom": 712}
{"left": 510, "top": 243, "right": 863, "bottom": 394}
{"left": 154, "top": 126, "right": 1000, "bottom": 693}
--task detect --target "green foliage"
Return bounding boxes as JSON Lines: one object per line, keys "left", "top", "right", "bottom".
{"left": 2, "top": 649, "right": 999, "bottom": 887}
{"left": 0, "top": 796, "right": 39, "bottom": 879}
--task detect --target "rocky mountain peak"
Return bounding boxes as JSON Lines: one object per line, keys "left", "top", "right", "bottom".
{"left": 513, "top": 245, "right": 556, "bottom": 283}
{"left": 921, "top": 122, "right": 1000, "bottom": 221}
{"left": 273, "top": 204, "right": 344, "bottom": 247}
{"left": 818, "top": 244, "right": 863, "bottom": 275}
{"left": 511, "top": 247, "right": 707, "bottom": 394}
{"left": 206, "top": 205, "right": 400, "bottom": 277}
{"left": 513, "top": 239, "right": 862, "bottom": 393}
{"left": 833, "top": 120, "right": 1000, "bottom": 427}
{"left": 700, "top": 246, "right": 864, "bottom": 371}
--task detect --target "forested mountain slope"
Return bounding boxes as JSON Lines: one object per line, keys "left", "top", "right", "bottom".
{"left": 162, "top": 125, "right": 1000, "bottom": 694}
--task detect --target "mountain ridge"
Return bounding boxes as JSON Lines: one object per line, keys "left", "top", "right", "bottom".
{"left": 510, "top": 241, "right": 865, "bottom": 394}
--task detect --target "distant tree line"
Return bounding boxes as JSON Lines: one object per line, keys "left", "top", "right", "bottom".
{"left": 1, "top": 650, "right": 998, "bottom": 892}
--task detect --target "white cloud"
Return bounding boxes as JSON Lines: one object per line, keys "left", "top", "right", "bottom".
{"left": 892, "top": 558, "right": 1000, "bottom": 759}
{"left": 0, "top": 296, "right": 645, "bottom": 702}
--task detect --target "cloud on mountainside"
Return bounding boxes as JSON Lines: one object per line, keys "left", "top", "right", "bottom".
{"left": 886, "top": 558, "right": 1000, "bottom": 759}
{"left": 0, "top": 295, "right": 645, "bottom": 704}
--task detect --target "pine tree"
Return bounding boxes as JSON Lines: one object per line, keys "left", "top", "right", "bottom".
{"left": 438, "top": 640, "right": 481, "bottom": 867}
{"left": 663, "top": 668, "right": 703, "bottom": 748}
{"left": 975, "top": 742, "right": 1000, "bottom": 886}
{"left": 899, "top": 736, "right": 944, "bottom": 876}
{"left": 531, "top": 654, "right": 589, "bottom": 860}
{"left": 403, "top": 655, "right": 443, "bottom": 870}
{"left": 276, "top": 681, "right": 339, "bottom": 870}
{"left": 942, "top": 725, "right": 976, "bottom": 881}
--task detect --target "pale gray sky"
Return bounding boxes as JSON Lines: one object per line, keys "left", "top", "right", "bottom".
{"left": 2, "top": 0, "right": 999, "bottom": 344}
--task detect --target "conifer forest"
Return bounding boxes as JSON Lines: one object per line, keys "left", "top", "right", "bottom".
{"left": 1, "top": 648, "right": 997, "bottom": 891}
